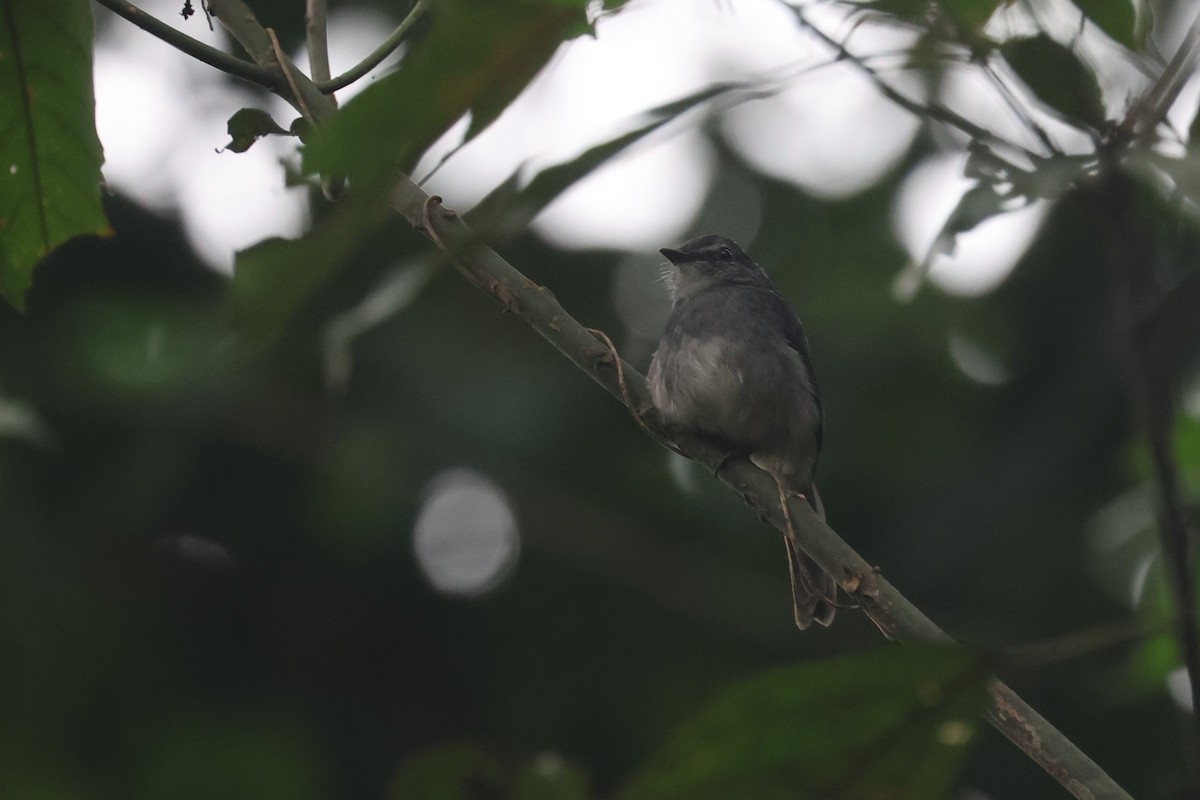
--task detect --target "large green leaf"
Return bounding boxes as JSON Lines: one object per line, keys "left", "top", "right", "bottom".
{"left": 1074, "top": 0, "right": 1138, "bottom": 50}
{"left": 0, "top": 0, "right": 109, "bottom": 309}
{"left": 467, "top": 83, "right": 738, "bottom": 238}
{"left": 619, "top": 646, "right": 985, "bottom": 800}
{"left": 1004, "top": 35, "right": 1106, "bottom": 130}
{"left": 302, "top": 0, "right": 585, "bottom": 187}
{"left": 234, "top": 81, "right": 734, "bottom": 344}
{"left": 231, "top": 195, "right": 391, "bottom": 342}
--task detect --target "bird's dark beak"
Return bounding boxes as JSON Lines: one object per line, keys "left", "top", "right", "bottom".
{"left": 659, "top": 247, "right": 688, "bottom": 264}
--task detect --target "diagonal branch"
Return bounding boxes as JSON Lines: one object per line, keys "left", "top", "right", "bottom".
{"left": 387, "top": 172, "right": 1133, "bottom": 800}
{"left": 92, "top": 0, "right": 275, "bottom": 87}
{"left": 1116, "top": 1, "right": 1200, "bottom": 141}
{"left": 110, "top": 1, "right": 1135, "bottom": 795}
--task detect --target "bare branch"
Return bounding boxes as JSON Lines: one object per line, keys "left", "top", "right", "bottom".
{"left": 388, "top": 172, "right": 1134, "bottom": 800}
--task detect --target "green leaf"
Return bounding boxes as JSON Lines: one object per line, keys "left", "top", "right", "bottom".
{"left": 385, "top": 744, "right": 591, "bottom": 800}
{"left": 619, "top": 646, "right": 986, "bottom": 800}
{"left": 0, "top": 0, "right": 109, "bottom": 310}
{"left": 231, "top": 196, "right": 390, "bottom": 343}
{"left": 1074, "top": 0, "right": 1138, "bottom": 50}
{"left": 223, "top": 108, "right": 293, "bottom": 154}
{"left": 237, "top": 81, "right": 731, "bottom": 344}
{"left": 467, "top": 83, "right": 737, "bottom": 238}
{"left": 303, "top": 0, "right": 585, "bottom": 187}
{"left": 513, "top": 756, "right": 591, "bottom": 800}
{"left": 387, "top": 743, "right": 509, "bottom": 800}
{"left": 837, "top": 0, "right": 1003, "bottom": 33}
{"left": 1004, "top": 35, "right": 1106, "bottom": 130}
{"left": 934, "top": 0, "right": 1005, "bottom": 32}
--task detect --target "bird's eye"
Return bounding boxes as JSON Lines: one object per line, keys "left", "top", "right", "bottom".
{"left": 719, "top": 247, "right": 734, "bottom": 262}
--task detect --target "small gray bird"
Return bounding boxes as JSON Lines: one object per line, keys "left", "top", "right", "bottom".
{"left": 647, "top": 234, "right": 836, "bottom": 629}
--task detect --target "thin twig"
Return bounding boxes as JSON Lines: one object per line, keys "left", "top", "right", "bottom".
{"left": 978, "top": 54, "right": 1061, "bottom": 156}
{"left": 1118, "top": 2, "right": 1200, "bottom": 140}
{"left": 584, "top": 326, "right": 686, "bottom": 457}
{"left": 206, "top": 0, "right": 336, "bottom": 121}
{"left": 266, "top": 28, "right": 314, "bottom": 123}
{"left": 316, "top": 0, "right": 431, "bottom": 93}
{"left": 790, "top": 5, "right": 1043, "bottom": 163}
{"left": 92, "top": 0, "right": 275, "bottom": 87}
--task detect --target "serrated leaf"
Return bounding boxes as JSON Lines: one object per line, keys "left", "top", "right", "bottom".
{"left": 303, "top": 0, "right": 584, "bottom": 187}
{"left": 1074, "top": 0, "right": 1138, "bottom": 50}
{"left": 224, "top": 108, "right": 292, "bottom": 154}
{"left": 619, "top": 646, "right": 985, "bottom": 800}
{"left": 1004, "top": 35, "right": 1106, "bottom": 130}
{"left": 0, "top": 0, "right": 109, "bottom": 310}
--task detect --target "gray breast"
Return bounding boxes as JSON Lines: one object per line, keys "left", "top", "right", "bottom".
{"left": 649, "top": 333, "right": 818, "bottom": 454}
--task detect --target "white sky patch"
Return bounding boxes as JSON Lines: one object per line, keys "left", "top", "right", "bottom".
{"left": 892, "top": 153, "right": 1048, "bottom": 297}
{"left": 94, "top": 0, "right": 310, "bottom": 272}
{"left": 94, "top": 0, "right": 1063, "bottom": 286}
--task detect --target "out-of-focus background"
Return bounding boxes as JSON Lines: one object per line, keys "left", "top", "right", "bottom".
{"left": 3, "top": 0, "right": 1199, "bottom": 797}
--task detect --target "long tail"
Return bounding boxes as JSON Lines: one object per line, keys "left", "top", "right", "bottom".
{"left": 785, "top": 484, "right": 836, "bottom": 629}
{"left": 785, "top": 537, "right": 836, "bottom": 629}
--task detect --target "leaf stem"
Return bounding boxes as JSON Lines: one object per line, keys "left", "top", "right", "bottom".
{"left": 315, "top": 0, "right": 430, "bottom": 93}
{"left": 305, "top": 0, "right": 332, "bottom": 86}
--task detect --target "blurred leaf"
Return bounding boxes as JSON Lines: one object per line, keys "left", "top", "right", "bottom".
{"left": 467, "top": 82, "right": 737, "bottom": 238}
{"left": 388, "top": 743, "right": 509, "bottom": 800}
{"left": 231, "top": 197, "right": 391, "bottom": 343}
{"left": 1128, "top": 634, "right": 1178, "bottom": 694}
{"left": 303, "top": 0, "right": 585, "bottom": 187}
{"left": 1176, "top": 414, "right": 1200, "bottom": 473}
{"left": 223, "top": 108, "right": 293, "bottom": 154}
{"left": 837, "top": 0, "right": 1002, "bottom": 33}
{"left": 513, "top": 756, "right": 591, "bottom": 800}
{"left": 388, "top": 744, "right": 591, "bottom": 800}
{"left": 1004, "top": 35, "right": 1106, "bottom": 129}
{"left": 1074, "top": 0, "right": 1138, "bottom": 50}
{"left": 0, "top": 0, "right": 109, "bottom": 310}
{"left": 237, "top": 74, "right": 731, "bottom": 344}
{"left": 935, "top": 0, "right": 1005, "bottom": 32}
{"left": 895, "top": 178, "right": 1013, "bottom": 300}
{"left": 618, "top": 646, "right": 985, "bottom": 800}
